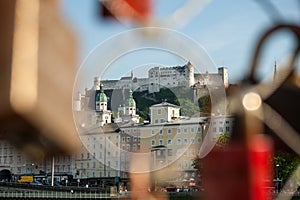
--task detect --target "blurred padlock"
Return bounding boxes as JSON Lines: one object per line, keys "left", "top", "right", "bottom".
{"left": 265, "top": 71, "right": 300, "bottom": 153}
{"left": 99, "top": 0, "right": 152, "bottom": 24}
{"left": 0, "top": 0, "right": 80, "bottom": 160}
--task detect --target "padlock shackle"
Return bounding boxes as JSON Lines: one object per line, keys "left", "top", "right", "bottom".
{"left": 246, "top": 24, "right": 300, "bottom": 84}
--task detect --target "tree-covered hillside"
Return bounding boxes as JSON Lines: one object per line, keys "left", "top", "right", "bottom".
{"left": 133, "top": 87, "right": 202, "bottom": 120}
{"left": 105, "top": 87, "right": 211, "bottom": 121}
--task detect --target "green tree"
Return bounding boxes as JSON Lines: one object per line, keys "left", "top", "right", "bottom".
{"left": 215, "top": 133, "right": 230, "bottom": 148}
{"left": 178, "top": 98, "right": 199, "bottom": 117}
{"left": 198, "top": 95, "right": 211, "bottom": 114}
{"left": 274, "top": 151, "right": 300, "bottom": 184}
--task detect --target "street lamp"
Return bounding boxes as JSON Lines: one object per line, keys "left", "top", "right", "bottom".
{"left": 276, "top": 164, "right": 279, "bottom": 180}
{"left": 275, "top": 164, "right": 280, "bottom": 193}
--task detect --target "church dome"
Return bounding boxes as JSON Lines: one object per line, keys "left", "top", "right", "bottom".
{"left": 96, "top": 83, "right": 107, "bottom": 102}
{"left": 125, "top": 89, "right": 136, "bottom": 107}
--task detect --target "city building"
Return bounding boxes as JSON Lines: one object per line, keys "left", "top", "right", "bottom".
{"left": 0, "top": 71, "right": 233, "bottom": 188}
{"left": 147, "top": 61, "right": 195, "bottom": 93}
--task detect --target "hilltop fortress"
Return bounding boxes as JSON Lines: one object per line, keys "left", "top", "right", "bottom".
{"left": 74, "top": 62, "right": 228, "bottom": 112}
{"left": 99, "top": 61, "right": 228, "bottom": 93}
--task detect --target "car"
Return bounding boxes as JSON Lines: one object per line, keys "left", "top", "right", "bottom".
{"left": 30, "top": 180, "right": 43, "bottom": 186}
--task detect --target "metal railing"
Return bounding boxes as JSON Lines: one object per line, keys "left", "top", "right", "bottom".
{"left": 0, "top": 190, "right": 116, "bottom": 199}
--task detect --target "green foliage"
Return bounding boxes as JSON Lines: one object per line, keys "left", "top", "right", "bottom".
{"left": 191, "top": 156, "right": 203, "bottom": 186}
{"left": 139, "top": 117, "right": 145, "bottom": 123}
{"left": 133, "top": 91, "right": 156, "bottom": 120}
{"left": 198, "top": 95, "right": 211, "bottom": 114}
{"left": 178, "top": 98, "right": 199, "bottom": 116}
{"left": 274, "top": 151, "right": 300, "bottom": 184}
{"left": 133, "top": 87, "right": 199, "bottom": 119}
{"left": 215, "top": 133, "right": 230, "bottom": 148}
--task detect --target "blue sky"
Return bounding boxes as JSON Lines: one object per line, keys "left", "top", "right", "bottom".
{"left": 60, "top": 0, "right": 300, "bottom": 89}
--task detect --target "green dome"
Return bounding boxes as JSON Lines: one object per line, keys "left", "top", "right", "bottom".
{"left": 96, "top": 83, "right": 107, "bottom": 102}
{"left": 125, "top": 89, "right": 136, "bottom": 107}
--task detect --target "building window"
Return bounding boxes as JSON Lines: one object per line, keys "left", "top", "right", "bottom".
{"left": 197, "top": 127, "right": 202, "bottom": 133}
{"left": 160, "top": 119, "right": 164, "bottom": 123}
{"left": 191, "top": 128, "right": 195, "bottom": 133}
{"left": 167, "top": 129, "right": 172, "bottom": 134}
{"left": 155, "top": 119, "right": 158, "bottom": 124}
{"left": 184, "top": 128, "right": 187, "bottom": 134}
{"left": 167, "top": 139, "right": 172, "bottom": 145}
{"left": 159, "top": 139, "right": 163, "bottom": 145}
{"left": 177, "top": 162, "right": 182, "bottom": 169}
{"left": 177, "top": 138, "right": 181, "bottom": 145}
{"left": 184, "top": 138, "right": 188, "bottom": 145}
{"left": 17, "top": 155, "right": 21, "bottom": 163}
{"left": 219, "top": 127, "right": 223, "bottom": 132}
{"left": 159, "top": 130, "right": 163, "bottom": 135}
{"left": 151, "top": 130, "right": 155, "bottom": 135}
{"left": 226, "top": 127, "right": 230, "bottom": 132}
{"left": 127, "top": 137, "right": 131, "bottom": 142}
{"left": 190, "top": 139, "right": 195, "bottom": 144}
{"left": 177, "top": 128, "right": 181, "bottom": 134}
{"left": 213, "top": 127, "right": 217, "bottom": 132}
{"left": 198, "top": 138, "right": 202, "bottom": 143}
{"left": 158, "top": 109, "right": 161, "bottom": 115}
{"left": 184, "top": 160, "right": 188, "bottom": 168}
{"left": 168, "top": 149, "right": 173, "bottom": 156}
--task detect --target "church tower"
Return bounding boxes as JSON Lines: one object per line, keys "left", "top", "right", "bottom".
{"left": 115, "top": 89, "right": 140, "bottom": 124}
{"left": 95, "top": 83, "right": 108, "bottom": 111}
{"left": 95, "top": 83, "right": 111, "bottom": 126}
{"left": 125, "top": 89, "right": 136, "bottom": 116}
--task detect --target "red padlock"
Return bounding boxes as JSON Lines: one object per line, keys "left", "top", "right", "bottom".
{"left": 100, "top": 0, "right": 152, "bottom": 24}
